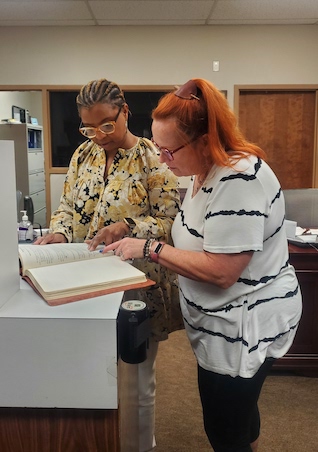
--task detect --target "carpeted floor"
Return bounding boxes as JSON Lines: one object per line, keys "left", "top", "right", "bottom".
{"left": 155, "top": 330, "right": 318, "bottom": 452}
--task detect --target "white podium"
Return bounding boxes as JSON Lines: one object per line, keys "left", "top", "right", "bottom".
{"left": 0, "top": 141, "right": 139, "bottom": 451}
{"left": 0, "top": 281, "right": 122, "bottom": 410}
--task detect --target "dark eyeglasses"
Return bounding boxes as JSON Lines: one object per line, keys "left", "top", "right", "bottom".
{"left": 174, "top": 80, "right": 200, "bottom": 100}
{"left": 151, "top": 137, "right": 193, "bottom": 161}
{"left": 79, "top": 106, "right": 122, "bottom": 138}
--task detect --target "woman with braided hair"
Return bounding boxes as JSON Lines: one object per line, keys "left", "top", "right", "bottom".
{"left": 35, "top": 78, "right": 183, "bottom": 452}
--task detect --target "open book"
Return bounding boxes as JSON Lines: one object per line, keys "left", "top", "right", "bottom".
{"left": 19, "top": 243, "right": 154, "bottom": 306}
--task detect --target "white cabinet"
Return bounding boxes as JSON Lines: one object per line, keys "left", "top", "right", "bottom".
{"left": 0, "top": 281, "right": 122, "bottom": 409}
{"left": 0, "top": 123, "right": 46, "bottom": 227}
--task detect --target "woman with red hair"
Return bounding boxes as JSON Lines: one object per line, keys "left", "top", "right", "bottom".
{"left": 103, "top": 79, "right": 302, "bottom": 451}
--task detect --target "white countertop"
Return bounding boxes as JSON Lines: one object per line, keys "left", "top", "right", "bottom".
{"left": 0, "top": 279, "right": 123, "bottom": 320}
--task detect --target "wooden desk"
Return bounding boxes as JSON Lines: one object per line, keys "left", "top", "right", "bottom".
{"left": 273, "top": 244, "right": 318, "bottom": 376}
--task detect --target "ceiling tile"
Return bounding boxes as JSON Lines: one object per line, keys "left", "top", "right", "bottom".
{"left": 0, "top": 1, "right": 92, "bottom": 21}
{"left": 89, "top": 0, "right": 215, "bottom": 21}
{"left": 0, "top": 0, "right": 317, "bottom": 26}
{"left": 211, "top": 0, "right": 318, "bottom": 21}
{"left": 0, "top": 20, "right": 95, "bottom": 26}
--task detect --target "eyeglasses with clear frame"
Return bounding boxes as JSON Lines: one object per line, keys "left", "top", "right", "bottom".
{"left": 151, "top": 137, "right": 195, "bottom": 161}
{"left": 79, "top": 106, "right": 122, "bottom": 138}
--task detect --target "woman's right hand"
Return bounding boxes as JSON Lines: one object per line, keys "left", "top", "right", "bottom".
{"left": 86, "top": 222, "right": 130, "bottom": 251}
{"left": 33, "top": 233, "right": 67, "bottom": 245}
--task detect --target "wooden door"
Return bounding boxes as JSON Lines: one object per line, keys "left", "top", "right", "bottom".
{"left": 237, "top": 90, "right": 317, "bottom": 189}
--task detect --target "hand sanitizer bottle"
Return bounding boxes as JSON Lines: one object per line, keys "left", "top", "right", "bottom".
{"left": 18, "top": 210, "right": 33, "bottom": 242}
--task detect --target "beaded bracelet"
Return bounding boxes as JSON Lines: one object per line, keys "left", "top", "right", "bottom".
{"left": 143, "top": 238, "right": 156, "bottom": 260}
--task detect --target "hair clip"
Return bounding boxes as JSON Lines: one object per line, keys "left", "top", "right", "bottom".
{"left": 174, "top": 80, "right": 200, "bottom": 100}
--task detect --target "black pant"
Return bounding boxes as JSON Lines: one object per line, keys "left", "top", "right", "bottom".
{"left": 198, "top": 359, "right": 275, "bottom": 452}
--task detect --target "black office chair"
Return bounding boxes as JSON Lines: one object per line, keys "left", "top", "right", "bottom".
{"left": 283, "top": 189, "right": 318, "bottom": 227}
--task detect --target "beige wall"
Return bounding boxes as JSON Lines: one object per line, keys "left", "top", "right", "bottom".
{"left": 1, "top": 25, "right": 318, "bottom": 104}
{"left": 0, "top": 92, "right": 42, "bottom": 124}
{"left": 1, "top": 24, "right": 317, "bottom": 212}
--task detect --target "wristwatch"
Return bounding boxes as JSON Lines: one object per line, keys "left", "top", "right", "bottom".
{"left": 123, "top": 217, "right": 136, "bottom": 233}
{"left": 150, "top": 241, "right": 165, "bottom": 263}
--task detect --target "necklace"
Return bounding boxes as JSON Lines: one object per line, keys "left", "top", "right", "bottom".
{"left": 193, "top": 169, "right": 209, "bottom": 196}
{"left": 197, "top": 172, "right": 208, "bottom": 185}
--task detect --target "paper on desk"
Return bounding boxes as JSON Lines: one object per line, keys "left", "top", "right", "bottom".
{"left": 294, "top": 226, "right": 317, "bottom": 243}
{"left": 296, "top": 227, "right": 318, "bottom": 236}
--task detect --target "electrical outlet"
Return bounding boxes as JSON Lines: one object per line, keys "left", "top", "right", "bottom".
{"left": 213, "top": 60, "right": 220, "bottom": 72}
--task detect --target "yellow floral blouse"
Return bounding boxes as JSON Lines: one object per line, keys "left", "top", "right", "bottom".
{"left": 50, "top": 137, "right": 183, "bottom": 341}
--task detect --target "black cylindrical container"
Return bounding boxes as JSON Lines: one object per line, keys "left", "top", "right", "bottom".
{"left": 117, "top": 300, "right": 150, "bottom": 364}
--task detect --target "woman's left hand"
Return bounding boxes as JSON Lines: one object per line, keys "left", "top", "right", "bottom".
{"left": 102, "top": 237, "right": 146, "bottom": 261}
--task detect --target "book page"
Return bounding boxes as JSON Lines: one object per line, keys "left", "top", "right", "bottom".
{"left": 19, "top": 243, "right": 105, "bottom": 275}
{"left": 24, "top": 255, "right": 147, "bottom": 300}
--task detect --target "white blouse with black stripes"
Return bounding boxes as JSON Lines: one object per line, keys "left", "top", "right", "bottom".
{"left": 172, "top": 156, "right": 302, "bottom": 378}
